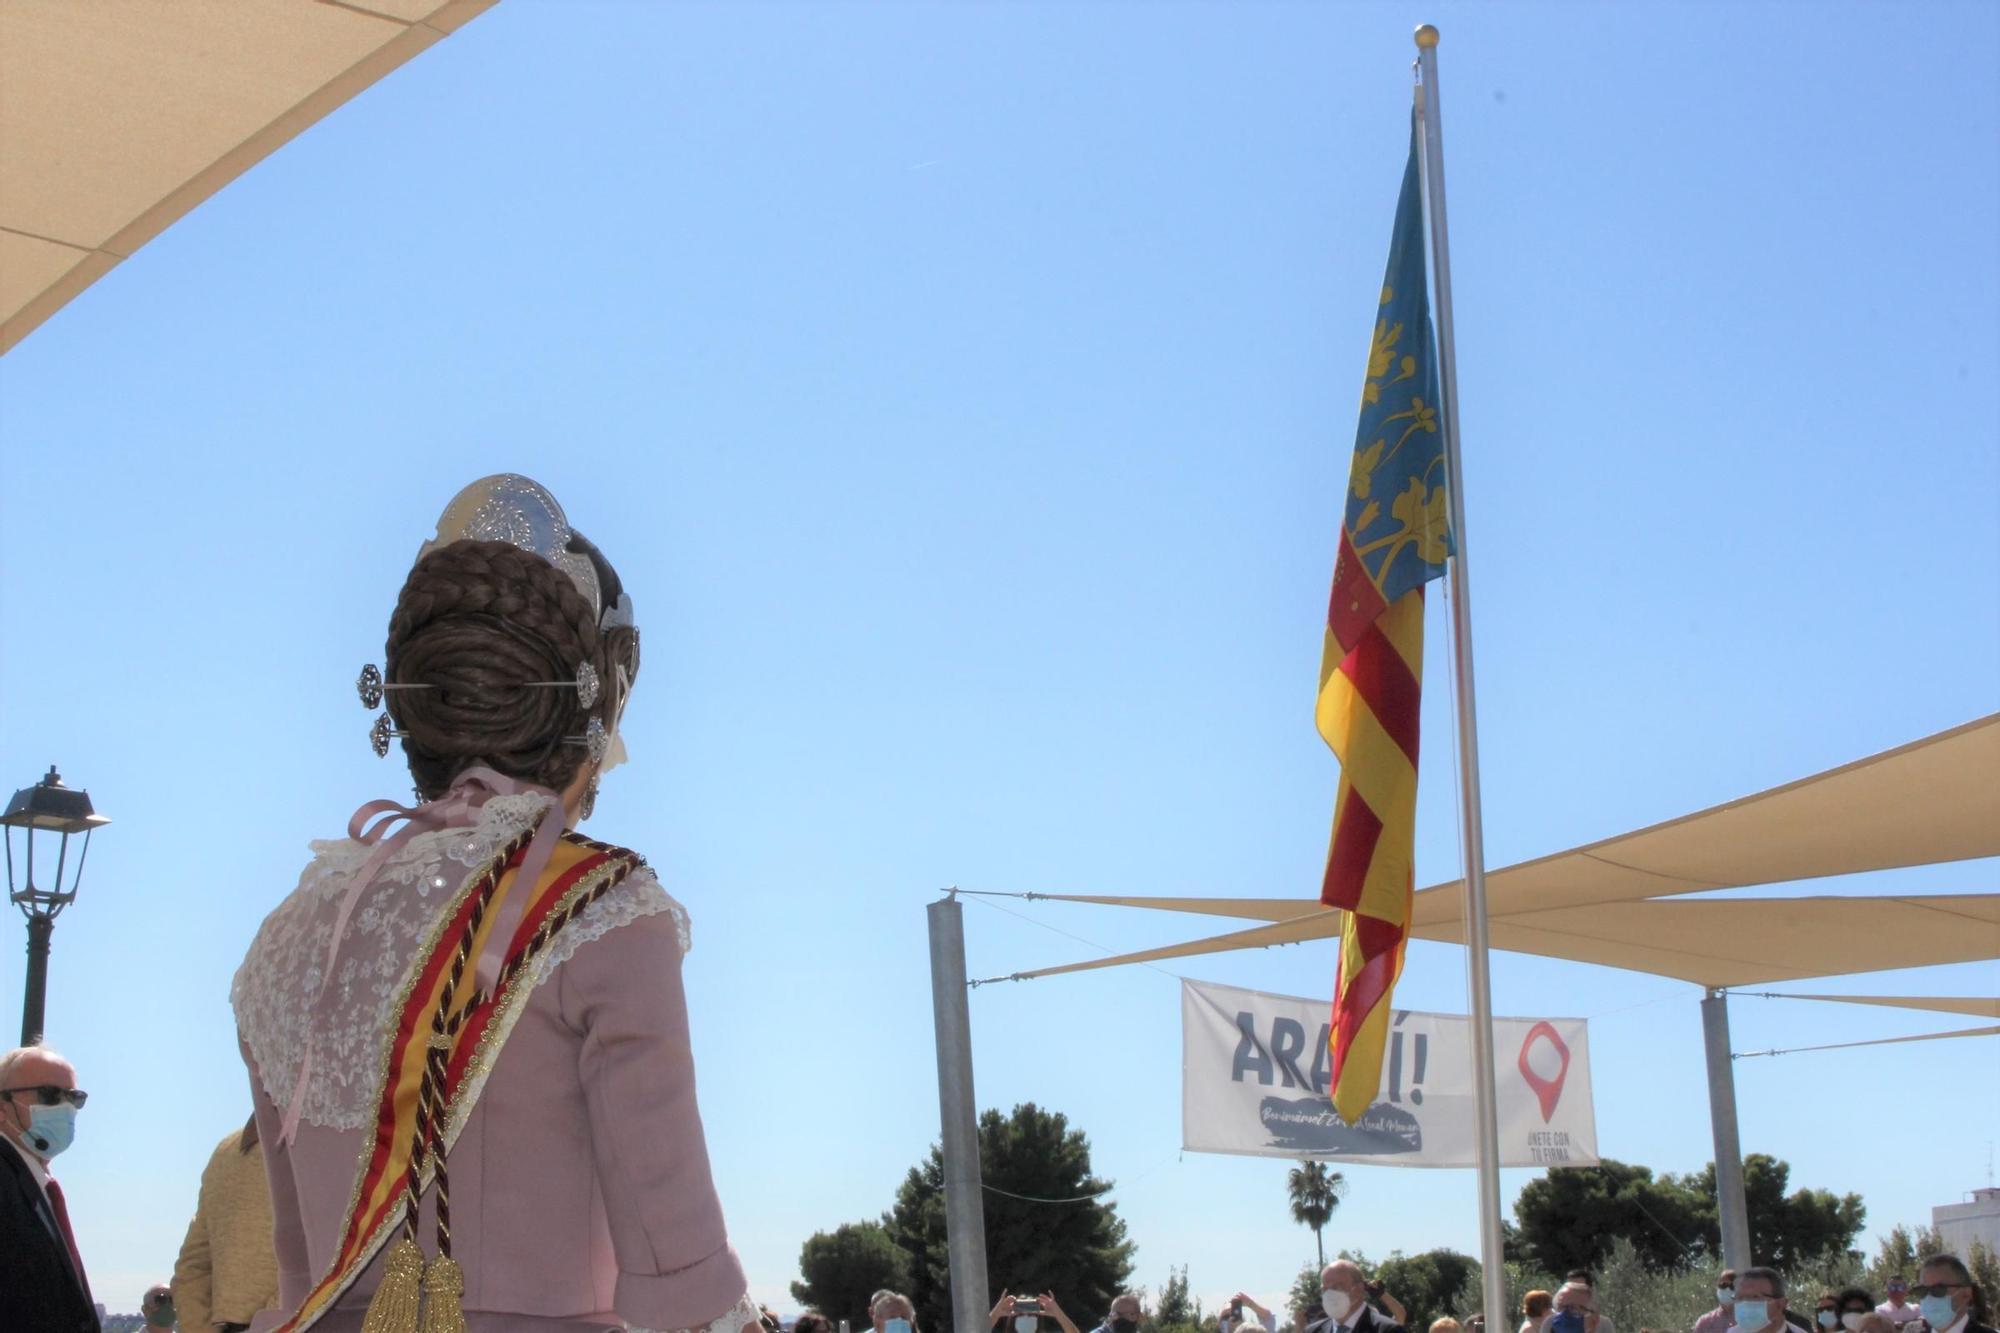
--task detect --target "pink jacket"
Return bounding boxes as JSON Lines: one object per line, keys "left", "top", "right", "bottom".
{"left": 234, "top": 808, "right": 750, "bottom": 1333}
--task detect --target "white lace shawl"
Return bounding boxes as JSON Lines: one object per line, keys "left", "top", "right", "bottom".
{"left": 230, "top": 794, "right": 688, "bottom": 1132}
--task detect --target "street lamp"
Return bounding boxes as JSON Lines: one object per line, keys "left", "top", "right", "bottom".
{"left": 2, "top": 767, "right": 109, "bottom": 1046}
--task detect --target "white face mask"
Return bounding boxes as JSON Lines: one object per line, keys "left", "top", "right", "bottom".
{"left": 1841, "top": 1315, "right": 1865, "bottom": 1331}
{"left": 1322, "top": 1291, "right": 1353, "bottom": 1323}
{"left": 1016, "top": 1319, "right": 1038, "bottom": 1333}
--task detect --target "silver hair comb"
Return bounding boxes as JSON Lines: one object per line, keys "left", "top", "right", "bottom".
{"left": 418, "top": 475, "right": 635, "bottom": 633}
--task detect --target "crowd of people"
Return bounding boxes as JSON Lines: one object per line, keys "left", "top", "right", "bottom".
{"left": 778, "top": 1256, "right": 1995, "bottom": 1333}
{"left": 1662, "top": 1264, "right": 1996, "bottom": 1333}
{"left": 6, "top": 1062, "right": 1998, "bottom": 1333}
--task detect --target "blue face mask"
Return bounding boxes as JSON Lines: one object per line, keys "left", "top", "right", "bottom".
{"left": 1918, "top": 1297, "right": 1957, "bottom": 1329}
{"left": 886, "top": 1319, "right": 913, "bottom": 1333}
{"left": 24, "top": 1104, "right": 77, "bottom": 1158}
{"left": 1549, "top": 1313, "right": 1587, "bottom": 1333}
{"left": 1733, "top": 1301, "right": 1771, "bottom": 1331}
{"left": 1817, "top": 1314, "right": 1836, "bottom": 1329}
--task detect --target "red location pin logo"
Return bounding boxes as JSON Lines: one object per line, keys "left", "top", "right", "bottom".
{"left": 1517, "top": 1021, "right": 1570, "bottom": 1123}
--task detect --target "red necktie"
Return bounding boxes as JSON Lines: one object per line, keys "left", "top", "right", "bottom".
{"left": 43, "top": 1176, "right": 93, "bottom": 1302}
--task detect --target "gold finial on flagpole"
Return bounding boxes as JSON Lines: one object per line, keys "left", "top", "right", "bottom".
{"left": 1414, "top": 24, "right": 1440, "bottom": 48}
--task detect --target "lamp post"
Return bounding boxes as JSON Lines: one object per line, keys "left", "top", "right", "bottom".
{"left": 3, "top": 767, "right": 109, "bottom": 1046}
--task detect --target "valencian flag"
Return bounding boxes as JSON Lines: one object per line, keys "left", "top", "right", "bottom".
{"left": 1317, "top": 119, "right": 1453, "bottom": 1125}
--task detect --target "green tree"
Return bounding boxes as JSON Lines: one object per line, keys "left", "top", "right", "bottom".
{"left": 1372, "top": 1249, "right": 1480, "bottom": 1329}
{"left": 886, "top": 1104, "right": 1136, "bottom": 1330}
{"left": 1288, "top": 1261, "right": 1325, "bottom": 1326}
{"left": 1288, "top": 1162, "right": 1347, "bottom": 1268}
{"left": 1594, "top": 1236, "right": 1717, "bottom": 1333}
{"left": 793, "top": 1221, "right": 912, "bottom": 1330}
{"left": 1969, "top": 1240, "right": 2000, "bottom": 1322}
{"left": 1866, "top": 1224, "right": 1936, "bottom": 1290}
{"left": 1156, "top": 1264, "right": 1206, "bottom": 1333}
{"left": 1512, "top": 1159, "right": 1708, "bottom": 1274}
{"left": 1686, "top": 1155, "right": 1865, "bottom": 1270}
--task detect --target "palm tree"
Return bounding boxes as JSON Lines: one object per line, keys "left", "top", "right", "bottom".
{"left": 1287, "top": 1160, "right": 1346, "bottom": 1267}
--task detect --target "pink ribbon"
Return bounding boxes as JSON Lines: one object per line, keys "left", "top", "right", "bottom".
{"left": 276, "top": 766, "right": 568, "bottom": 1146}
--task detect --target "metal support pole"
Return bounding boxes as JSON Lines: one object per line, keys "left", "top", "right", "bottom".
{"left": 1413, "top": 24, "right": 1509, "bottom": 1330}
{"left": 1702, "top": 988, "right": 1753, "bottom": 1269}
{"left": 929, "top": 896, "right": 990, "bottom": 1333}
{"left": 20, "top": 914, "right": 52, "bottom": 1046}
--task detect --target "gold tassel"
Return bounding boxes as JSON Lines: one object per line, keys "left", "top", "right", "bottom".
{"left": 361, "top": 1236, "right": 425, "bottom": 1333}
{"left": 419, "top": 1253, "right": 468, "bottom": 1333}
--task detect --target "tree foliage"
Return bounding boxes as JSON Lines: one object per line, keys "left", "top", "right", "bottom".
{"left": 1288, "top": 1261, "right": 1325, "bottom": 1326}
{"left": 1288, "top": 1162, "right": 1347, "bottom": 1268}
{"left": 1511, "top": 1155, "right": 1864, "bottom": 1275}
{"left": 1155, "top": 1264, "right": 1205, "bottom": 1333}
{"left": 1513, "top": 1159, "right": 1710, "bottom": 1274}
{"left": 1372, "top": 1250, "right": 1480, "bottom": 1330}
{"left": 1868, "top": 1223, "right": 1935, "bottom": 1289}
{"left": 885, "top": 1103, "right": 1136, "bottom": 1330}
{"left": 793, "top": 1221, "right": 912, "bottom": 1330}
{"left": 1685, "top": 1155, "right": 1866, "bottom": 1271}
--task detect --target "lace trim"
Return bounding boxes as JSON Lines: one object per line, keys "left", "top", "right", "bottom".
{"left": 231, "top": 798, "right": 681, "bottom": 1131}
{"left": 628, "top": 1291, "right": 761, "bottom": 1333}
{"left": 540, "top": 864, "right": 687, "bottom": 977}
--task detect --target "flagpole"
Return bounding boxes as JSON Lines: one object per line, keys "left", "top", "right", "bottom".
{"left": 1413, "top": 24, "right": 1510, "bottom": 1330}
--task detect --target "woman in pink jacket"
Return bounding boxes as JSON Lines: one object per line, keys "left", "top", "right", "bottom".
{"left": 233, "top": 476, "right": 757, "bottom": 1333}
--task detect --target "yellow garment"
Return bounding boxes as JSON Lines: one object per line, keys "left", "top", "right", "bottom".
{"left": 173, "top": 1127, "right": 279, "bottom": 1330}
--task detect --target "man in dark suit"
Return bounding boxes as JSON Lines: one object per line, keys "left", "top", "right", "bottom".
{"left": 0, "top": 1043, "right": 100, "bottom": 1332}
{"left": 1914, "top": 1254, "right": 1997, "bottom": 1333}
{"left": 1306, "top": 1262, "right": 1404, "bottom": 1333}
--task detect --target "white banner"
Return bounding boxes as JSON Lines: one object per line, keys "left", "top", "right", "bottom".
{"left": 1180, "top": 978, "right": 1598, "bottom": 1168}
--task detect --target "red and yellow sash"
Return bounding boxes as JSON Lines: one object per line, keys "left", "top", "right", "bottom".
{"left": 274, "top": 829, "right": 643, "bottom": 1333}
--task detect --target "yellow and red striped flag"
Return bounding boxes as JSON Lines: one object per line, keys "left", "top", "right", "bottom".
{"left": 1317, "top": 120, "right": 1454, "bottom": 1125}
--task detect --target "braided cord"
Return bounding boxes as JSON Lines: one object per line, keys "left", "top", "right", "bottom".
{"left": 403, "top": 831, "right": 641, "bottom": 1254}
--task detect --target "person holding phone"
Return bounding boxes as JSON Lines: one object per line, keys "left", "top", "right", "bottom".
{"left": 993, "top": 1290, "right": 1084, "bottom": 1333}
{"left": 1223, "top": 1294, "right": 1278, "bottom": 1333}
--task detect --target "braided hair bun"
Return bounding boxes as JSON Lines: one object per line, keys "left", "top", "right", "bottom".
{"left": 384, "top": 537, "right": 636, "bottom": 799}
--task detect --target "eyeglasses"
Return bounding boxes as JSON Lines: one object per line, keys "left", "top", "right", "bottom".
{"left": 1, "top": 1084, "right": 87, "bottom": 1108}
{"left": 1907, "top": 1285, "right": 1966, "bottom": 1300}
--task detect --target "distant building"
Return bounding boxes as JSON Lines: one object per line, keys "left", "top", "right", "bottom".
{"left": 1934, "top": 1187, "right": 2000, "bottom": 1257}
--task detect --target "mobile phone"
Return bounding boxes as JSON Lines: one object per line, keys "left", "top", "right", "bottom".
{"left": 1015, "top": 1301, "right": 1043, "bottom": 1316}
{"left": 1233, "top": 1303, "right": 1244, "bottom": 1319}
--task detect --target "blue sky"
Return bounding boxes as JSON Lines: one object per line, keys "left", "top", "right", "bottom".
{"left": 2, "top": 0, "right": 1996, "bottom": 1319}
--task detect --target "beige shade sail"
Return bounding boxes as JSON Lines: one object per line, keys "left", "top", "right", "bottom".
{"left": 1, "top": 0, "right": 497, "bottom": 354}
{"left": 975, "top": 893, "right": 2000, "bottom": 989}
{"left": 1009, "top": 713, "right": 2000, "bottom": 932}
{"left": 1754, "top": 993, "right": 2000, "bottom": 1019}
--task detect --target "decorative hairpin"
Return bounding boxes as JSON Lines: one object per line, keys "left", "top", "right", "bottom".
{"left": 369, "top": 711, "right": 603, "bottom": 763}
{"left": 357, "top": 664, "right": 385, "bottom": 709}
{"left": 568, "top": 717, "right": 610, "bottom": 766}
{"left": 357, "top": 662, "right": 599, "bottom": 711}
{"left": 370, "top": 712, "right": 405, "bottom": 758}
